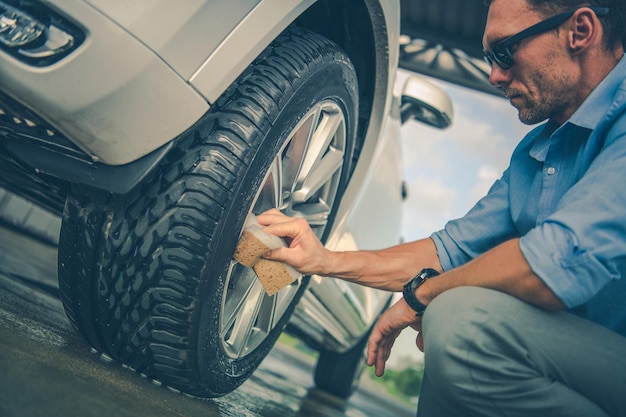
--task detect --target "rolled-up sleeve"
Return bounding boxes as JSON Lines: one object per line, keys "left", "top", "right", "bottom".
{"left": 520, "top": 123, "right": 626, "bottom": 308}
{"left": 432, "top": 168, "right": 519, "bottom": 271}
{"left": 520, "top": 224, "right": 618, "bottom": 307}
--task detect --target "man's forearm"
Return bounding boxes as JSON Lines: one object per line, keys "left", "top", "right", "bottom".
{"left": 323, "top": 237, "right": 442, "bottom": 292}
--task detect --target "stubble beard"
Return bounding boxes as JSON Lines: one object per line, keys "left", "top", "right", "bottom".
{"left": 516, "top": 94, "right": 554, "bottom": 125}
{"left": 510, "top": 66, "right": 571, "bottom": 126}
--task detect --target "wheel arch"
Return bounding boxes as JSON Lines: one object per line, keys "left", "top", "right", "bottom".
{"left": 295, "top": 0, "right": 396, "bottom": 166}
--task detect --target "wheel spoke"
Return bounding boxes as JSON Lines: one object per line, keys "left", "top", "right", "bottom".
{"left": 221, "top": 263, "right": 254, "bottom": 336}
{"left": 254, "top": 292, "right": 278, "bottom": 335}
{"left": 223, "top": 277, "right": 266, "bottom": 357}
{"left": 256, "top": 156, "right": 282, "bottom": 212}
{"left": 292, "top": 147, "right": 343, "bottom": 204}
{"left": 221, "top": 100, "right": 347, "bottom": 359}
{"left": 281, "top": 113, "right": 316, "bottom": 198}
{"left": 289, "top": 201, "right": 331, "bottom": 229}
{"left": 294, "top": 106, "right": 344, "bottom": 199}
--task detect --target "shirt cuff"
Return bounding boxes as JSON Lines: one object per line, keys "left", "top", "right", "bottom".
{"left": 430, "top": 230, "right": 470, "bottom": 272}
{"left": 519, "top": 224, "right": 615, "bottom": 308}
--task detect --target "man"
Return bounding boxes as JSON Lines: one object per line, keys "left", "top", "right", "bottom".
{"left": 259, "top": 0, "right": 626, "bottom": 415}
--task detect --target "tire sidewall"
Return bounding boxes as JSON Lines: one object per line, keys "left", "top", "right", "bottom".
{"left": 196, "top": 52, "right": 358, "bottom": 393}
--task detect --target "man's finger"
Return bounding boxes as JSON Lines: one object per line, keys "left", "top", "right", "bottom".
{"left": 367, "top": 328, "right": 390, "bottom": 377}
{"left": 366, "top": 333, "right": 378, "bottom": 367}
{"left": 257, "top": 209, "right": 290, "bottom": 226}
{"left": 262, "top": 246, "right": 292, "bottom": 263}
{"left": 416, "top": 332, "right": 424, "bottom": 352}
{"left": 258, "top": 216, "right": 309, "bottom": 241}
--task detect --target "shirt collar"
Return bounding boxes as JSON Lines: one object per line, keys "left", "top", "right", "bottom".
{"left": 529, "top": 56, "right": 626, "bottom": 161}
{"left": 568, "top": 56, "right": 626, "bottom": 130}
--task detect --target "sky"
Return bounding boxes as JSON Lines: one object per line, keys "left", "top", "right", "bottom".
{"left": 385, "top": 69, "right": 533, "bottom": 369}
{"left": 397, "top": 68, "right": 532, "bottom": 242}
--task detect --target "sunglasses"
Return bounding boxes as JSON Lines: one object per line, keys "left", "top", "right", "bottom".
{"left": 483, "top": 6, "right": 610, "bottom": 70}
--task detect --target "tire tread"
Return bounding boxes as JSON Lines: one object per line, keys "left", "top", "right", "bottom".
{"left": 58, "top": 27, "right": 356, "bottom": 397}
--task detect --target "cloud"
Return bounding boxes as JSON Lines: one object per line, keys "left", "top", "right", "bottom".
{"left": 402, "top": 176, "right": 456, "bottom": 240}
{"left": 408, "top": 176, "right": 456, "bottom": 214}
{"left": 396, "top": 69, "right": 532, "bottom": 241}
{"left": 470, "top": 165, "right": 501, "bottom": 203}
{"left": 400, "top": 123, "right": 450, "bottom": 173}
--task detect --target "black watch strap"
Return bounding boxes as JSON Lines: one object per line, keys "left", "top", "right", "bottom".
{"left": 402, "top": 268, "right": 440, "bottom": 316}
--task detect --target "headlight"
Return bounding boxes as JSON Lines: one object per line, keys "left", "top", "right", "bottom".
{"left": 0, "top": 0, "right": 84, "bottom": 65}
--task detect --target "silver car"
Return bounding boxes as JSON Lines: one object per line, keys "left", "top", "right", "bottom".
{"left": 0, "top": 0, "right": 452, "bottom": 399}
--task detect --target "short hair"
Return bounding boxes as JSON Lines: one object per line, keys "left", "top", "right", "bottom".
{"left": 483, "top": 0, "right": 624, "bottom": 50}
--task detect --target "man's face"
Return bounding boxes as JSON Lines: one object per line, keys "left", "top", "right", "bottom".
{"left": 483, "top": 0, "right": 574, "bottom": 125}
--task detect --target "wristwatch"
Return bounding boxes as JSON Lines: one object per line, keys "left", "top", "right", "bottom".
{"left": 402, "top": 268, "right": 440, "bottom": 316}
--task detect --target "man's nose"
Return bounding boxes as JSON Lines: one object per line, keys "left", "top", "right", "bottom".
{"left": 488, "top": 64, "right": 511, "bottom": 87}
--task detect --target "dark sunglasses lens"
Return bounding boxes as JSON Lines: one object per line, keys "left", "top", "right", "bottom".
{"left": 492, "top": 46, "right": 513, "bottom": 69}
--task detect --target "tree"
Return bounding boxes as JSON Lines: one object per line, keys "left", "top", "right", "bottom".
{"left": 393, "top": 365, "right": 424, "bottom": 397}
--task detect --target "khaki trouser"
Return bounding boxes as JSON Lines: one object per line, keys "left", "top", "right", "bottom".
{"left": 417, "top": 287, "right": 626, "bottom": 417}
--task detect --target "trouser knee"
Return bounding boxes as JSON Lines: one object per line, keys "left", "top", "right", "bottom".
{"left": 419, "top": 287, "right": 626, "bottom": 417}
{"left": 421, "top": 287, "right": 515, "bottom": 400}
{"left": 422, "top": 286, "right": 497, "bottom": 357}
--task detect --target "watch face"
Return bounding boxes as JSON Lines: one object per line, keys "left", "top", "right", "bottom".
{"left": 403, "top": 269, "right": 440, "bottom": 316}
{"left": 419, "top": 268, "right": 439, "bottom": 280}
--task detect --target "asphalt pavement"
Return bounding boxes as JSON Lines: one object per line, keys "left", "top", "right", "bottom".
{"left": 0, "top": 218, "right": 416, "bottom": 417}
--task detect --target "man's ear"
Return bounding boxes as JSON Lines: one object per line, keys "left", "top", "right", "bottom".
{"left": 568, "top": 8, "right": 599, "bottom": 53}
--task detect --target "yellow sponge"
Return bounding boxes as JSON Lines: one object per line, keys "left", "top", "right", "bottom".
{"left": 234, "top": 229, "right": 272, "bottom": 268}
{"left": 233, "top": 216, "right": 300, "bottom": 296}
{"left": 253, "top": 259, "right": 299, "bottom": 296}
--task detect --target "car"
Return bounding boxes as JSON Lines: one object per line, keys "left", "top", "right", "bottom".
{"left": 0, "top": 0, "right": 453, "bottom": 399}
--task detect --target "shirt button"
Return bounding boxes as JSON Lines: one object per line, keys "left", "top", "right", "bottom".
{"left": 547, "top": 167, "right": 556, "bottom": 175}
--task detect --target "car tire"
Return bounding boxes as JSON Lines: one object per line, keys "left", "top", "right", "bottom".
{"left": 57, "top": 27, "right": 358, "bottom": 398}
{"left": 314, "top": 325, "right": 371, "bottom": 399}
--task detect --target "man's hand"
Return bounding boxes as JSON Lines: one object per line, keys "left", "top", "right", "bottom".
{"left": 257, "top": 209, "right": 330, "bottom": 276}
{"left": 367, "top": 298, "right": 424, "bottom": 377}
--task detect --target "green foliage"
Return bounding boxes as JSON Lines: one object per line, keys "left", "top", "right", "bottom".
{"left": 367, "top": 356, "right": 424, "bottom": 401}
{"left": 392, "top": 366, "right": 424, "bottom": 396}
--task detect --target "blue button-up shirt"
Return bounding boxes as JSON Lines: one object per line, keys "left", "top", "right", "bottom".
{"left": 431, "top": 57, "right": 626, "bottom": 337}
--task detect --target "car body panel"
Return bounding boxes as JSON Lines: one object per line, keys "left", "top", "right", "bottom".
{"left": 84, "top": 0, "right": 261, "bottom": 81}
{"left": 0, "top": 0, "right": 209, "bottom": 165}
{"left": 188, "top": 0, "right": 317, "bottom": 103}
{"left": 0, "top": 0, "right": 404, "bottom": 354}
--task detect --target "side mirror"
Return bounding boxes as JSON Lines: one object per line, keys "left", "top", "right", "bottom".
{"left": 400, "top": 75, "right": 454, "bottom": 129}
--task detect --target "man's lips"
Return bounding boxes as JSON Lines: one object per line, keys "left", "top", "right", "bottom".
{"left": 504, "top": 89, "right": 523, "bottom": 100}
